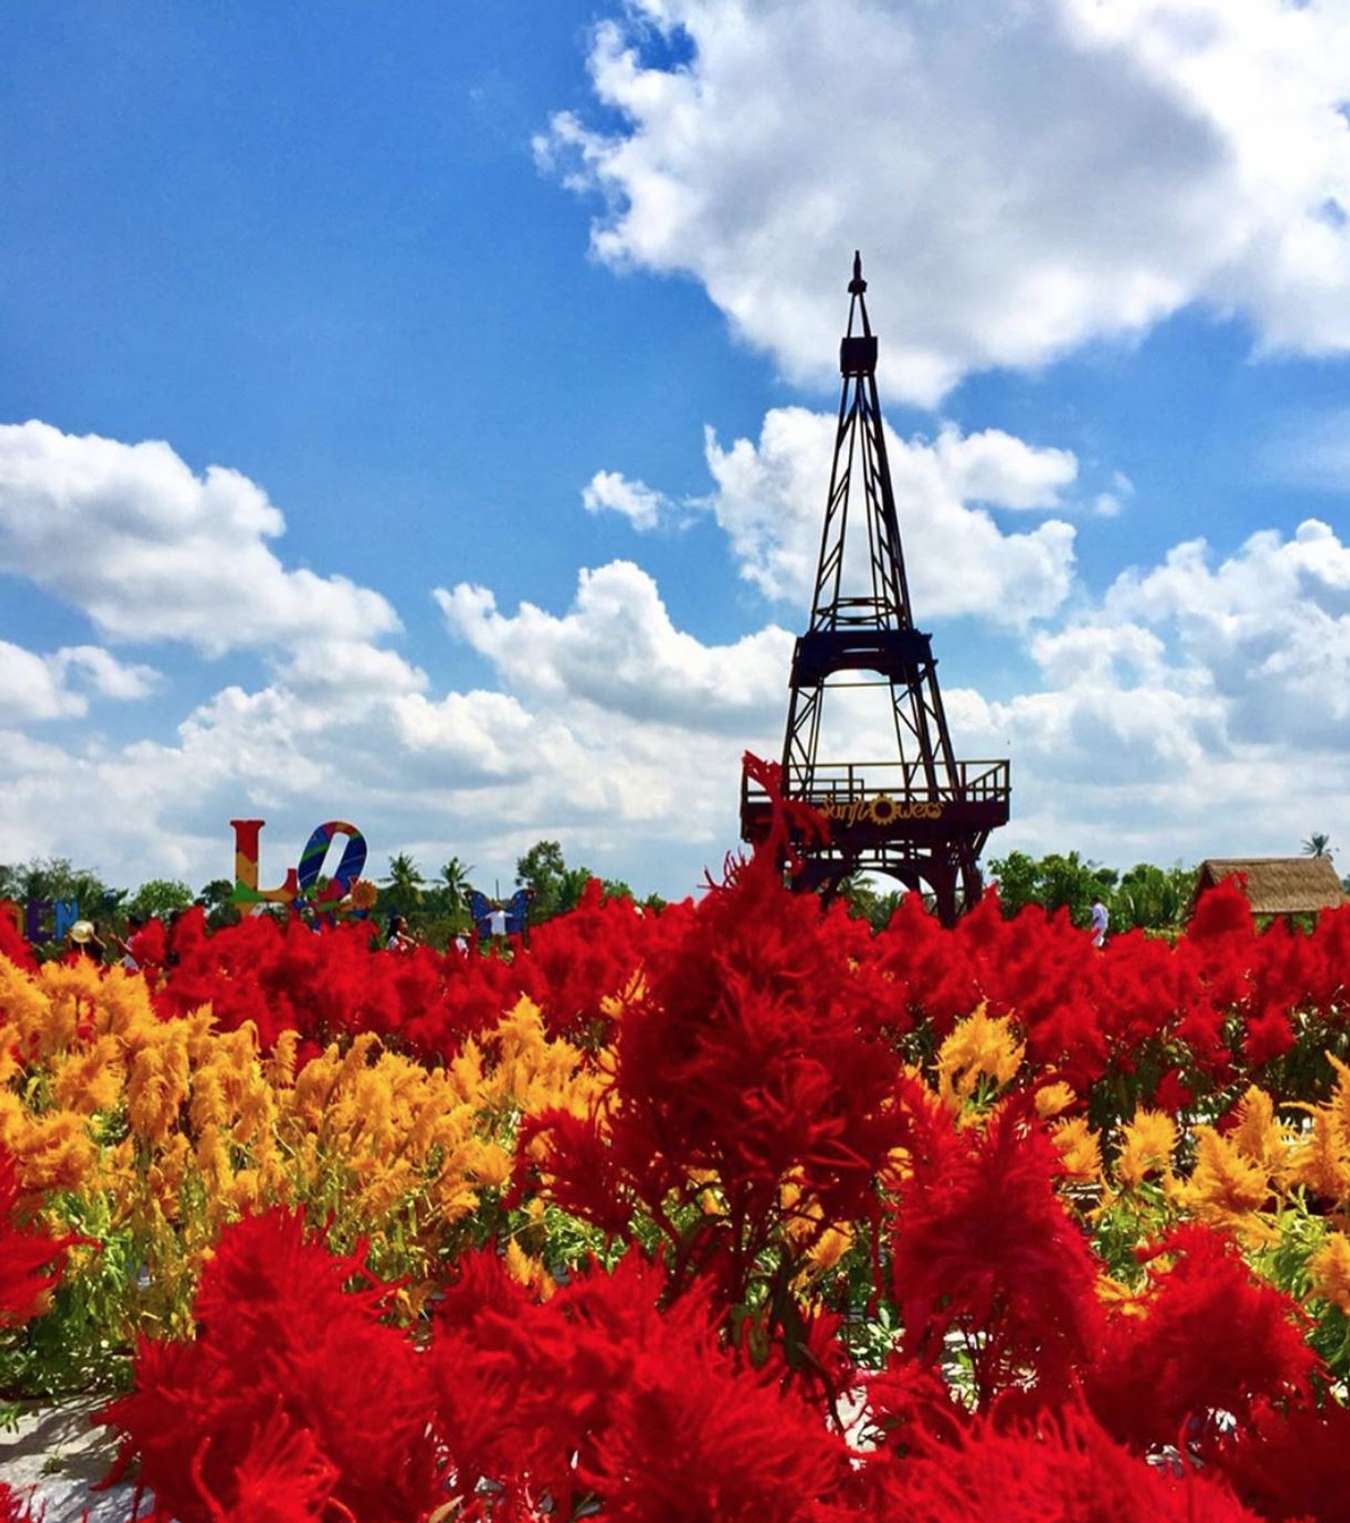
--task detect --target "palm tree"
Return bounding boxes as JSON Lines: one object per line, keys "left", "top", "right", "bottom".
{"left": 381, "top": 853, "right": 425, "bottom": 921}
{"left": 438, "top": 856, "right": 474, "bottom": 918}
{"left": 1302, "top": 832, "right": 1333, "bottom": 859}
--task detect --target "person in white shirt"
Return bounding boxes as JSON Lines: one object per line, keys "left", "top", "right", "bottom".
{"left": 1090, "top": 897, "right": 1109, "bottom": 948}
{"left": 487, "top": 905, "right": 508, "bottom": 938}
{"left": 385, "top": 914, "right": 417, "bottom": 952}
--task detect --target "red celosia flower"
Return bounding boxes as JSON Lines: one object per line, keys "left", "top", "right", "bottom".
{"left": 430, "top": 1249, "right": 851, "bottom": 1523}
{"left": 1242, "top": 1003, "right": 1295, "bottom": 1067}
{"left": 514, "top": 1109, "right": 635, "bottom": 1238}
{"left": 129, "top": 916, "right": 168, "bottom": 974}
{"left": 889, "top": 1086, "right": 1102, "bottom": 1407}
{"left": 189, "top": 1412, "right": 338, "bottom": 1523}
{"left": 0, "top": 909, "right": 36, "bottom": 973}
{"left": 0, "top": 1483, "right": 41, "bottom": 1523}
{"left": 864, "top": 1403, "right": 1263, "bottom": 1522}
{"left": 1085, "top": 1224, "right": 1320, "bottom": 1451}
{"left": 99, "top": 1209, "right": 443, "bottom": 1523}
{"left": 0, "top": 1145, "right": 79, "bottom": 1329}
{"left": 1189, "top": 878, "right": 1255, "bottom": 942}
{"left": 862, "top": 1354, "right": 968, "bottom": 1457}
{"left": 1153, "top": 1066, "right": 1193, "bottom": 1114}
{"left": 521, "top": 765, "right": 913, "bottom": 1319}
{"left": 1205, "top": 1397, "right": 1350, "bottom": 1522}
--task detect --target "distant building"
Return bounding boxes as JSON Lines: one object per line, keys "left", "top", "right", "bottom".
{"left": 1194, "top": 857, "right": 1346, "bottom": 918}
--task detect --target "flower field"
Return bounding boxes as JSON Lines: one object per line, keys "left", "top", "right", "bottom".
{"left": 2, "top": 798, "right": 1350, "bottom": 1519}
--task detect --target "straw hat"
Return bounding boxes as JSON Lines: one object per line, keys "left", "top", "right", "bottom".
{"left": 69, "top": 920, "right": 95, "bottom": 943}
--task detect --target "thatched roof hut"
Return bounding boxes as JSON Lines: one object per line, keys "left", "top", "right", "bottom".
{"left": 1195, "top": 857, "right": 1346, "bottom": 916}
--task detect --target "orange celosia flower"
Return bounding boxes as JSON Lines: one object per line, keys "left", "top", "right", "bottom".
{"left": 1116, "top": 1109, "right": 1177, "bottom": 1189}
{"left": 1309, "top": 1232, "right": 1350, "bottom": 1313}
{"left": 1053, "top": 1116, "right": 1101, "bottom": 1182}
{"left": 1172, "top": 1126, "right": 1274, "bottom": 1241}
{"left": 1035, "top": 1082, "right": 1077, "bottom": 1120}
{"left": 935, "top": 1006, "right": 1025, "bottom": 1112}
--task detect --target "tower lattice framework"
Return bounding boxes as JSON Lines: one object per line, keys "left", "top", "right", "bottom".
{"left": 741, "top": 254, "right": 1010, "bottom": 924}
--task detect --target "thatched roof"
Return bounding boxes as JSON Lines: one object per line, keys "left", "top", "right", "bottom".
{"left": 1196, "top": 857, "right": 1346, "bottom": 916}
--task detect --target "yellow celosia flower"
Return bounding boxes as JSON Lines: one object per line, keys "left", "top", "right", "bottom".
{"left": 0, "top": 951, "right": 621, "bottom": 1341}
{"left": 11, "top": 1111, "right": 97, "bottom": 1194}
{"left": 1309, "top": 1232, "right": 1350, "bottom": 1313}
{"left": 804, "top": 1222, "right": 852, "bottom": 1275}
{"left": 1170, "top": 1126, "right": 1273, "bottom": 1241}
{"left": 1052, "top": 1116, "right": 1101, "bottom": 1181}
{"left": 1288, "top": 1110, "right": 1350, "bottom": 1204}
{"left": 464, "top": 1139, "right": 514, "bottom": 1191}
{"left": 35, "top": 960, "right": 104, "bottom": 1055}
{"left": 0, "top": 958, "right": 59, "bottom": 1056}
{"left": 1035, "top": 1082, "right": 1077, "bottom": 1120}
{"left": 935, "top": 1005, "right": 1024, "bottom": 1111}
{"left": 126, "top": 1026, "right": 190, "bottom": 1144}
{"left": 1326, "top": 1055, "right": 1350, "bottom": 1140}
{"left": 1229, "top": 1087, "right": 1289, "bottom": 1182}
{"left": 52, "top": 1035, "right": 124, "bottom": 1116}
{"left": 94, "top": 965, "right": 160, "bottom": 1045}
{"left": 433, "top": 1170, "right": 480, "bottom": 1223}
{"left": 504, "top": 1237, "right": 556, "bottom": 1301}
{"left": 1116, "top": 1108, "right": 1177, "bottom": 1189}
{"left": 357, "top": 1159, "right": 417, "bottom": 1221}
{"left": 263, "top": 1029, "right": 301, "bottom": 1090}
{"left": 0, "top": 1023, "right": 23, "bottom": 1087}
{"left": 1096, "top": 1274, "right": 1148, "bottom": 1318}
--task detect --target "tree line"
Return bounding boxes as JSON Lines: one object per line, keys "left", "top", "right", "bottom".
{"left": 0, "top": 840, "right": 665, "bottom": 950}
{"left": 3, "top": 833, "right": 1343, "bottom": 948}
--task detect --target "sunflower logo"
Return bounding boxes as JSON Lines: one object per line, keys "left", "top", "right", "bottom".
{"left": 348, "top": 878, "right": 378, "bottom": 910}
{"left": 868, "top": 794, "right": 898, "bottom": 826}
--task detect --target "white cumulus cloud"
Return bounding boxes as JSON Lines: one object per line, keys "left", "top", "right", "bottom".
{"left": 435, "top": 559, "right": 793, "bottom": 732}
{"left": 702, "top": 408, "right": 1077, "bottom": 624}
{"left": 0, "top": 421, "right": 399, "bottom": 655}
{"left": 540, "top": 0, "right": 1350, "bottom": 402}
{"left": 582, "top": 469, "right": 673, "bottom": 530}
{"left": 0, "top": 639, "right": 158, "bottom": 722}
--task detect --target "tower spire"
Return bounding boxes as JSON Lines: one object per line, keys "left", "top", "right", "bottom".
{"left": 740, "top": 255, "right": 1010, "bottom": 923}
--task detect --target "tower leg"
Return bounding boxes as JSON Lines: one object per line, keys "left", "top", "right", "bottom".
{"left": 923, "top": 856, "right": 960, "bottom": 928}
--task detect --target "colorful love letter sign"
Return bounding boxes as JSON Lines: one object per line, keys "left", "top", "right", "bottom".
{"left": 229, "top": 819, "right": 300, "bottom": 906}
{"left": 296, "top": 821, "right": 368, "bottom": 907}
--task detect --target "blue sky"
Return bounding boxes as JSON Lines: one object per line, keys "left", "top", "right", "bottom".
{"left": 2, "top": 0, "right": 1349, "bottom": 898}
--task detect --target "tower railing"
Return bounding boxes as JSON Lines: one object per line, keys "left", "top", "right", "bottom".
{"left": 742, "top": 758, "right": 1010, "bottom": 816}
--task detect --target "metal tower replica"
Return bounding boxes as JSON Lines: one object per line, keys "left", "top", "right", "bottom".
{"left": 741, "top": 253, "right": 1010, "bottom": 924}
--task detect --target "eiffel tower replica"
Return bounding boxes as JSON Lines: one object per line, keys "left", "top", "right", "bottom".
{"left": 741, "top": 253, "right": 1010, "bottom": 924}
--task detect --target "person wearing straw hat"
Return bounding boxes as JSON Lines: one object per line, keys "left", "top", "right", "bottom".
{"left": 68, "top": 919, "right": 106, "bottom": 962}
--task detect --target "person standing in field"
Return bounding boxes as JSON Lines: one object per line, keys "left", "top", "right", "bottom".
{"left": 1091, "top": 896, "right": 1109, "bottom": 949}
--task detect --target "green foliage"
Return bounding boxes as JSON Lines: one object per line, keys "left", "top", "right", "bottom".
{"left": 989, "top": 850, "right": 1194, "bottom": 931}
{"left": 1113, "top": 862, "right": 1196, "bottom": 931}
{"left": 195, "top": 878, "right": 240, "bottom": 932}
{"left": 380, "top": 852, "right": 425, "bottom": 922}
{"left": 1262, "top": 1197, "right": 1350, "bottom": 1387}
{"left": 436, "top": 857, "right": 474, "bottom": 920}
{"left": 0, "top": 856, "right": 125, "bottom": 918}
{"left": 516, "top": 840, "right": 593, "bottom": 923}
{"left": 0, "top": 1192, "right": 139, "bottom": 1399}
{"left": 126, "top": 878, "right": 194, "bottom": 921}
{"left": 835, "top": 873, "right": 903, "bottom": 932}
